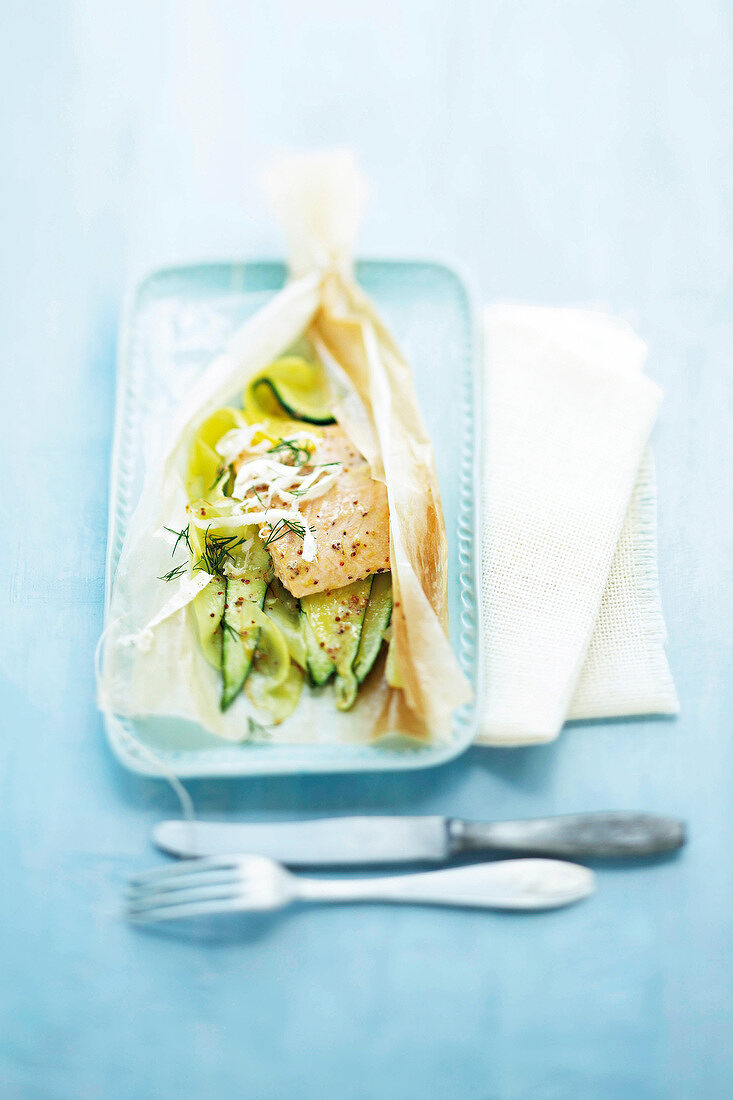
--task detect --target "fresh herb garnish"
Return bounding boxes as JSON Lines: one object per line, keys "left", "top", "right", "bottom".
{"left": 163, "top": 524, "right": 191, "bottom": 555}
{"left": 267, "top": 437, "right": 313, "bottom": 466}
{"left": 195, "top": 528, "right": 248, "bottom": 576}
{"left": 158, "top": 562, "right": 188, "bottom": 582}
{"left": 262, "top": 517, "right": 306, "bottom": 549}
{"left": 208, "top": 463, "right": 234, "bottom": 493}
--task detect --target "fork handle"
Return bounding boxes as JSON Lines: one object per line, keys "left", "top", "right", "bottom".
{"left": 294, "top": 858, "right": 594, "bottom": 911}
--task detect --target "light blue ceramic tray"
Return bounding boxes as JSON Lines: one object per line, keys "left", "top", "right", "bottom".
{"left": 104, "top": 260, "right": 481, "bottom": 777}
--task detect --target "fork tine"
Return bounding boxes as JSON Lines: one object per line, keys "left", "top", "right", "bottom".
{"left": 128, "top": 856, "right": 240, "bottom": 887}
{"left": 128, "top": 882, "right": 242, "bottom": 913}
{"left": 128, "top": 897, "right": 252, "bottom": 924}
{"left": 126, "top": 868, "right": 243, "bottom": 899}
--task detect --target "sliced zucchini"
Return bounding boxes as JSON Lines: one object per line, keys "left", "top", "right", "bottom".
{"left": 264, "top": 580, "right": 306, "bottom": 669}
{"left": 191, "top": 577, "right": 227, "bottom": 668}
{"left": 301, "top": 610, "right": 335, "bottom": 685}
{"left": 220, "top": 576, "right": 268, "bottom": 709}
{"left": 209, "top": 463, "right": 234, "bottom": 498}
{"left": 246, "top": 661, "right": 304, "bottom": 724}
{"left": 354, "top": 572, "right": 393, "bottom": 683}
{"left": 244, "top": 356, "right": 335, "bottom": 426}
{"left": 186, "top": 407, "right": 245, "bottom": 499}
{"left": 219, "top": 533, "right": 272, "bottom": 710}
{"left": 247, "top": 609, "right": 291, "bottom": 691}
{"left": 300, "top": 577, "right": 373, "bottom": 709}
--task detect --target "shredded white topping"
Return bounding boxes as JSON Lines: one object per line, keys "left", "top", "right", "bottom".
{"left": 212, "top": 428, "right": 340, "bottom": 563}
{"left": 216, "top": 424, "right": 274, "bottom": 464}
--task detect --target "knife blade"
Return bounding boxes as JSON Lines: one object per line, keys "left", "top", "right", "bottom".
{"left": 153, "top": 812, "right": 685, "bottom": 865}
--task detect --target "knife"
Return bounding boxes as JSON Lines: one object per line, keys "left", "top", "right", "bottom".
{"left": 153, "top": 812, "right": 686, "bottom": 865}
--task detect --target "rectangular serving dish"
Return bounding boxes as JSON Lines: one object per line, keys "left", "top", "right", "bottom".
{"left": 104, "top": 260, "right": 481, "bottom": 777}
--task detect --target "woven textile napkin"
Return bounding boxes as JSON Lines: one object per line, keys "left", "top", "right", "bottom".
{"left": 477, "top": 304, "right": 678, "bottom": 746}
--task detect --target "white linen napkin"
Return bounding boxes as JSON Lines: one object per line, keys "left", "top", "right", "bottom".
{"left": 477, "top": 304, "right": 678, "bottom": 746}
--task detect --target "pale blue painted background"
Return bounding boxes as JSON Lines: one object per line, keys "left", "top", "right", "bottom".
{"left": 2, "top": 2, "right": 732, "bottom": 1098}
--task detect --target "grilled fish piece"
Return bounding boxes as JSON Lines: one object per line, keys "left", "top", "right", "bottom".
{"left": 267, "top": 425, "right": 390, "bottom": 598}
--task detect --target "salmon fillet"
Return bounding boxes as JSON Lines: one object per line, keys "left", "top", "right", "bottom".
{"left": 266, "top": 425, "right": 390, "bottom": 598}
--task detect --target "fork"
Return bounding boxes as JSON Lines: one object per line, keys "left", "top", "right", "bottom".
{"left": 126, "top": 854, "right": 595, "bottom": 921}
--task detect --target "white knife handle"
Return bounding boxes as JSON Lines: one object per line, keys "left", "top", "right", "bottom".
{"left": 294, "top": 859, "right": 594, "bottom": 911}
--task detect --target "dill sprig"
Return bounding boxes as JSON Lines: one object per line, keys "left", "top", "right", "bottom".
{"left": 262, "top": 517, "right": 306, "bottom": 549}
{"left": 163, "top": 523, "right": 191, "bottom": 556}
{"left": 208, "top": 463, "right": 234, "bottom": 493}
{"left": 158, "top": 561, "right": 188, "bottom": 583}
{"left": 195, "top": 528, "right": 248, "bottom": 576}
{"left": 267, "top": 437, "right": 313, "bottom": 466}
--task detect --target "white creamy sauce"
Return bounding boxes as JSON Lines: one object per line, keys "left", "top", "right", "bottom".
{"left": 212, "top": 427, "right": 341, "bottom": 563}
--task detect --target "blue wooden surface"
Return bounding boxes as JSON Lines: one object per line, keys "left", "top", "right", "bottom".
{"left": 2, "top": 3, "right": 732, "bottom": 1098}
